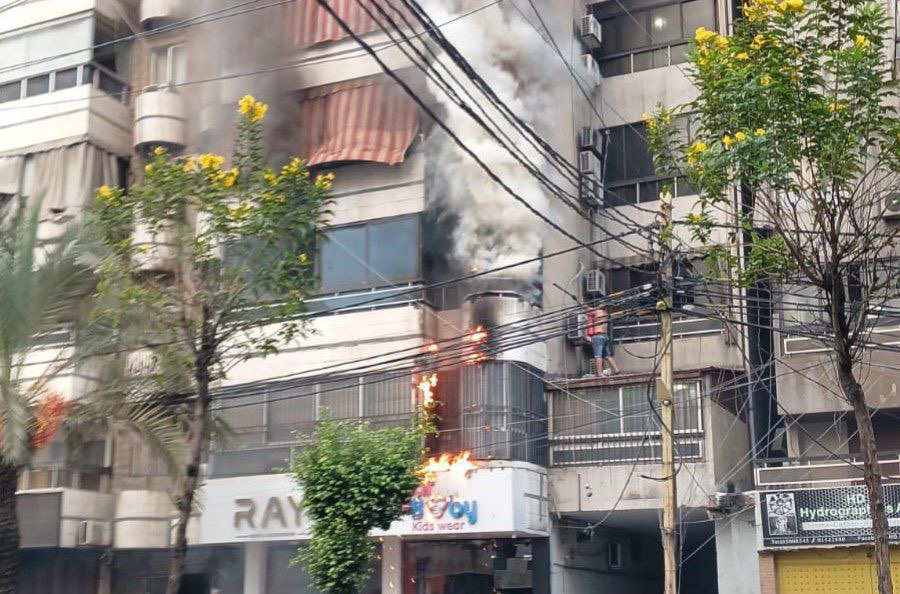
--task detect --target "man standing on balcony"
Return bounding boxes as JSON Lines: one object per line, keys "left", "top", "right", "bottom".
{"left": 587, "top": 298, "right": 620, "bottom": 377}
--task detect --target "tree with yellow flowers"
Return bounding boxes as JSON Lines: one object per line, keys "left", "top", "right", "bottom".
{"left": 87, "top": 95, "right": 332, "bottom": 594}
{"left": 649, "top": 0, "right": 899, "bottom": 591}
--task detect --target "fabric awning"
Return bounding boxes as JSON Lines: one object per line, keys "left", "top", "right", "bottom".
{"left": 0, "top": 155, "right": 23, "bottom": 196}
{"left": 29, "top": 143, "right": 120, "bottom": 220}
{"left": 298, "top": 76, "right": 419, "bottom": 166}
{"left": 290, "top": 0, "right": 409, "bottom": 47}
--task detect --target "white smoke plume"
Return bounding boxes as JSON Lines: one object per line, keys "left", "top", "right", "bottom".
{"left": 421, "top": 0, "right": 565, "bottom": 279}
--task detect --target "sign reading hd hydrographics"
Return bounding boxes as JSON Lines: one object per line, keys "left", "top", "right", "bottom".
{"left": 761, "top": 485, "right": 900, "bottom": 547}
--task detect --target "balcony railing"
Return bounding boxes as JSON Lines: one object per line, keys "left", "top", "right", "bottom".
{"left": 755, "top": 452, "right": 900, "bottom": 487}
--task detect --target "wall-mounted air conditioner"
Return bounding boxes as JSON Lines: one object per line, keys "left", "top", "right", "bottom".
{"left": 577, "top": 126, "right": 602, "bottom": 155}
{"left": 579, "top": 175, "right": 603, "bottom": 208}
{"left": 578, "top": 150, "right": 602, "bottom": 177}
{"left": 580, "top": 53, "right": 601, "bottom": 87}
{"left": 580, "top": 14, "right": 602, "bottom": 49}
{"left": 583, "top": 269, "right": 607, "bottom": 296}
{"left": 565, "top": 311, "right": 589, "bottom": 344}
{"left": 77, "top": 520, "right": 105, "bottom": 546}
{"left": 884, "top": 193, "right": 900, "bottom": 219}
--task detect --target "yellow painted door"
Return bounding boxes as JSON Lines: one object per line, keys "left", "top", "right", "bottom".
{"left": 776, "top": 547, "right": 900, "bottom": 593}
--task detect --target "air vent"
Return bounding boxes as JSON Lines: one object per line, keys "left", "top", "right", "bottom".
{"left": 580, "top": 14, "right": 602, "bottom": 49}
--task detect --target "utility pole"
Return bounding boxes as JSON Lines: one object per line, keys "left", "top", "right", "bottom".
{"left": 657, "top": 190, "right": 678, "bottom": 594}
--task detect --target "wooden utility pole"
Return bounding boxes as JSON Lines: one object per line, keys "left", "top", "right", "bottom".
{"left": 657, "top": 190, "right": 678, "bottom": 594}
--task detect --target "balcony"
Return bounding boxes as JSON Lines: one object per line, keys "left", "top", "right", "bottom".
{"left": 140, "top": 0, "right": 183, "bottom": 26}
{"left": 547, "top": 371, "right": 752, "bottom": 514}
{"left": 755, "top": 453, "right": 900, "bottom": 488}
{"left": 0, "top": 62, "right": 131, "bottom": 156}
{"left": 134, "top": 88, "right": 187, "bottom": 151}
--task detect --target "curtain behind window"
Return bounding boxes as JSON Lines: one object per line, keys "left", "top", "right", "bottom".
{"left": 298, "top": 76, "right": 419, "bottom": 166}
{"left": 29, "top": 143, "right": 119, "bottom": 220}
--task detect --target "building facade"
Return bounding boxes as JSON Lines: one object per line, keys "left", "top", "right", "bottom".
{"left": 4, "top": 0, "right": 898, "bottom": 593}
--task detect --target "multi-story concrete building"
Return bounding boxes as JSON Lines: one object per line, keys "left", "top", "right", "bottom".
{"left": 6, "top": 0, "right": 897, "bottom": 593}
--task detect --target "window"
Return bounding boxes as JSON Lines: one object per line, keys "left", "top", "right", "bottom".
{"left": 592, "top": 0, "right": 716, "bottom": 77}
{"left": 150, "top": 44, "right": 187, "bottom": 87}
{"left": 608, "top": 541, "right": 624, "bottom": 569}
{"left": 210, "top": 373, "right": 414, "bottom": 477}
{"left": 318, "top": 215, "right": 420, "bottom": 291}
{"left": 0, "top": 81, "right": 21, "bottom": 103}
{"left": 25, "top": 74, "right": 49, "bottom": 97}
{"left": 550, "top": 381, "right": 703, "bottom": 465}
{"left": 602, "top": 120, "right": 696, "bottom": 206}
{"left": 53, "top": 68, "right": 79, "bottom": 91}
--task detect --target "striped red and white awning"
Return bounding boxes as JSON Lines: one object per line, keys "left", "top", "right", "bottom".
{"left": 289, "top": 0, "right": 410, "bottom": 47}
{"left": 298, "top": 75, "right": 420, "bottom": 166}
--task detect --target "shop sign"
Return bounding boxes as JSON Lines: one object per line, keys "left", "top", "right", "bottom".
{"left": 408, "top": 488, "right": 479, "bottom": 532}
{"left": 761, "top": 484, "right": 900, "bottom": 547}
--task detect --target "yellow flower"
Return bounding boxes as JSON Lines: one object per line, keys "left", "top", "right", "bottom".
{"left": 734, "top": 131, "right": 747, "bottom": 141}
{"left": 687, "top": 140, "right": 709, "bottom": 165}
{"left": 778, "top": 0, "right": 805, "bottom": 12}
{"left": 220, "top": 168, "right": 239, "bottom": 187}
{"left": 144, "top": 163, "right": 153, "bottom": 174}
{"left": 753, "top": 34, "right": 766, "bottom": 47}
{"left": 827, "top": 102, "right": 844, "bottom": 112}
{"left": 760, "top": 75, "right": 772, "bottom": 85}
{"left": 264, "top": 172, "right": 278, "bottom": 185}
{"left": 694, "top": 27, "right": 717, "bottom": 44}
{"left": 326, "top": 172, "right": 335, "bottom": 181}
{"left": 238, "top": 95, "right": 256, "bottom": 116}
{"left": 735, "top": 52, "right": 749, "bottom": 60}
{"left": 198, "top": 154, "right": 224, "bottom": 171}
{"left": 97, "top": 185, "right": 113, "bottom": 199}
{"left": 712, "top": 36, "right": 729, "bottom": 50}
{"left": 755, "top": 128, "right": 766, "bottom": 136}
{"left": 299, "top": 252, "right": 308, "bottom": 263}
{"left": 251, "top": 102, "right": 268, "bottom": 122}
{"left": 153, "top": 146, "right": 166, "bottom": 156}
{"left": 722, "top": 134, "right": 735, "bottom": 148}
{"left": 642, "top": 113, "right": 650, "bottom": 121}
{"left": 855, "top": 34, "right": 869, "bottom": 48}
{"left": 182, "top": 156, "right": 197, "bottom": 173}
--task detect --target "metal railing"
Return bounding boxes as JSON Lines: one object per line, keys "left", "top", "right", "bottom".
{"left": 755, "top": 452, "right": 900, "bottom": 487}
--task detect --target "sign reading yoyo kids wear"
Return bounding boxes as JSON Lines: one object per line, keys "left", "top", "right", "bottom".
{"left": 397, "top": 451, "right": 500, "bottom": 534}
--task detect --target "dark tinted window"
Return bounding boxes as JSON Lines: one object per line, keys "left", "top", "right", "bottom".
{"left": 54, "top": 68, "right": 79, "bottom": 90}
{"left": 0, "top": 81, "right": 21, "bottom": 103}
{"left": 319, "top": 216, "right": 420, "bottom": 291}
{"left": 25, "top": 75, "right": 50, "bottom": 97}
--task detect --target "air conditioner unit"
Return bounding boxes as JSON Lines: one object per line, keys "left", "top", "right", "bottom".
{"left": 578, "top": 150, "right": 602, "bottom": 177}
{"left": 580, "top": 53, "right": 601, "bottom": 87}
{"left": 580, "top": 14, "right": 602, "bottom": 49}
{"left": 577, "top": 126, "right": 602, "bottom": 155}
{"left": 579, "top": 175, "right": 603, "bottom": 208}
{"left": 77, "top": 520, "right": 106, "bottom": 546}
{"left": 583, "top": 269, "right": 607, "bottom": 296}
{"left": 566, "top": 311, "right": 589, "bottom": 344}
{"left": 884, "top": 192, "right": 900, "bottom": 219}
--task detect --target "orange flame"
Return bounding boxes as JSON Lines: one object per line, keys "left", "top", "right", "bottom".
{"left": 418, "top": 451, "right": 480, "bottom": 486}
{"left": 469, "top": 325, "right": 488, "bottom": 343}
{"left": 32, "top": 391, "right": 68, "bottom": 451}
{"left": 416, "top": 373, "right": 438, "bottom": 405}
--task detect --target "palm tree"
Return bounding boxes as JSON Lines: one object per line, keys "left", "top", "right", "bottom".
{"left": 0, "top": 202, "right": 185, "bottom": 593}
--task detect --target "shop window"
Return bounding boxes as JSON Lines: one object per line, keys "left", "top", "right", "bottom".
{"left": 591, "top": 0, "right": 716, "bottom": 77}
{"left": 318, "top": 215, "right": 420, "bottom": 292}
{"left": 403, "top": 539, "right": 547, "bottom": 594}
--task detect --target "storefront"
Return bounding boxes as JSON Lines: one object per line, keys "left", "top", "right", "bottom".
{"left": 757, "top": 484, "right": 900, "bottom": 594}
{"left": 196, "top": 461, "right": 549, "bottom": 594}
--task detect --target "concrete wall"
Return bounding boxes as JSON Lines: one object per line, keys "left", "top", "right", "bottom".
{"left": 550, "top": 519, "right": 663, "bottom": 593}
{"left": 715, "top": 507, "right": 761, "bottom": 594}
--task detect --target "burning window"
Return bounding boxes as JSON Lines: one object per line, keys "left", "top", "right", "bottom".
{"left": 298, "top": 75, "right": 420, "bottom": 166}
{"left": 289, "top": 0, "right": 410, "bottom": 47}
